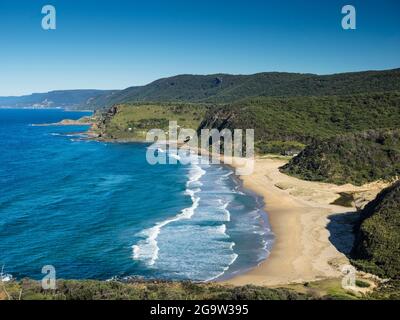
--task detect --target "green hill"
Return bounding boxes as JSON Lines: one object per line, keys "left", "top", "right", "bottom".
{"left": 2, "top": 69, "right": 399, "bottom": 110}
{"left": 94, "top": 103, "right": 208, "bottom": 140}
{"left": 199, "top": 92, "right": 400, "bottom": 152}
{"left": 280, "top": 129, "right": 400, "bottom": 185}
{"left": 95, "top": 91, "right": 400, "bottom": 157}
{"left": 351, "top": 180, "right": 400, "bottom": 279}
{"left": 0, "top": 89, "right": 116, "bottom": 109}
{"left": 88, "top": 68, "right": 400, "bottom": 108}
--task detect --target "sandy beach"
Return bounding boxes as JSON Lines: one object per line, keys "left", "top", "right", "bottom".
{"left": 214, "top": 155, "right": 387, "bottom": 286}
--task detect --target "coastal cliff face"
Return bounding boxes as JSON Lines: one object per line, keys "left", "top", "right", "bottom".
{"left": 91, "top": 105, "right": 119, "bottom": 139}
{"left": 351, "top": 180, "right": 400, "bottom": 279}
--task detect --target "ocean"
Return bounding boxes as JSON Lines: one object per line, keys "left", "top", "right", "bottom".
{"left": 0, "top": 109, "right": 274, "bottom": 281}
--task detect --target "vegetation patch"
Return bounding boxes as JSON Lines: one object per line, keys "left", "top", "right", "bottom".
{"left": 86, "top": 69, "right": 400, "bottom": 109}
{"left": 96, "top": 103, "right": 207, "bottom": 140}
{"left": 351, "top": 180, "right": 400, "bottom": 279}
{"left": 199, "top": 92, "right": 400, "bottom": 146}
{"left": 255, "top": 141, "right": 305, "bottom": 155}
{"left": 355, "top": 280, "right": 371, "bottom": 288}
{"left": 281, "top": 129, "right": 400, "bottom": 185}
{"left": 367, "top": 280, "right": 400, "bottom": 300}
{"left": 1, "top": 279, "right": 310, "bottom": 300}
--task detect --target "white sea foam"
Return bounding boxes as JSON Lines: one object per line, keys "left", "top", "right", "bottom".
{"left": 218, "top": 199, "right": 231, "bottom": 222}
{"left": 253, "top": 230, "right": 266, "bottom": 235}
{"left": 133, "top": 156, "right": 243, "bottom": 281}
{"left": 205, "top": 252, "right": 238, "bottom": 282}
{"left": 132, "top": 161, "right": 205, "bottom": 266}
{"left": 187, "top": 164, "right": 206, "bottom": 186}
{"left": 222, "top": 171, "right": 233, "bottom": 178}
{"left": 217, "top": 224, "right": 226, "bottom": 234}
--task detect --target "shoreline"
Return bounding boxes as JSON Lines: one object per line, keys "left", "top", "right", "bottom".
{"left": 62, "top": 127, "right": 387, "bottom": 286}
{"left": 215, "top": 154, "right": 387, "bottom": 286}
{"left": 215, "top": 166, "right": 274, "bottom": 282}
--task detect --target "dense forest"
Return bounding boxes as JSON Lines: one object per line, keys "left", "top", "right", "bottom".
{"left": 199, "top": 92, "right": 400, "bottom": 144}
{"left": 87, "top": 68, "right": 400, "bottom": 108}
{"left": 351, "top": 181, "right": 400, "bottom": 279}
{"left": 280, "top": 129, "right": 400, "bottom": 185}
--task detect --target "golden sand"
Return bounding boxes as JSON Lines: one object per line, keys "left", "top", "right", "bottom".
{"left": 217, "top": 155, "right": 386, "bottom": 286}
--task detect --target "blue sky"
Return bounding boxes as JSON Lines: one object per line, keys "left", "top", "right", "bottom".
{"left": 0, "top": 0, "right": 399, "bottom": 95}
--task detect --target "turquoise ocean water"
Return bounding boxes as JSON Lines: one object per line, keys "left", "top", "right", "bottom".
{"left": 0, "top": 109, "right": 273, "bottom": 281}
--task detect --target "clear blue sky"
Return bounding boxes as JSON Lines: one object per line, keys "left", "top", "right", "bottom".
{"left": 0, "top": 0, "right": 399, "bottom": 95}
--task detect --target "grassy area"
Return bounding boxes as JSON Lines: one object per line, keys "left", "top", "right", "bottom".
{"left": 1, "top": 279, "right": 309, "bottom": 300}
{"left": 5, "top": 277, "right": 400, "bottom": 300}
{"left": 283, "top": 278, "right": 360, "bottom": 300}
{"left": 97, "top": 103, "right": 207, "bottom": 140}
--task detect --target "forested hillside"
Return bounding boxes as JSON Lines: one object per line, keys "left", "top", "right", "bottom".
{"left": 87, "top": 68, "right": 400, "bottom": 108}
{"left": 199, "top": 92, "right": 400, "bottom": 143}
{"left": 280, "top": 129, "right": 400, "bottom": 185}
{"left": 351, "top": 181, "right": 400, "bottom": 279}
